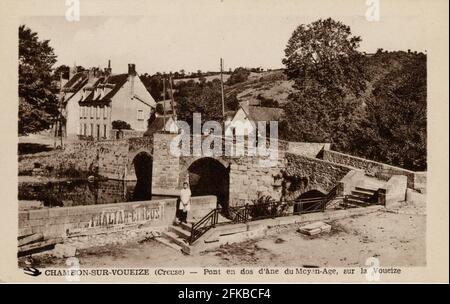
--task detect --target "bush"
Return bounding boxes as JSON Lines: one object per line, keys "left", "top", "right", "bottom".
{"left": 226, "top": 67, "right": 251, "bottom": 85}
{"left": 248, "top": 195, "right": 289, "bottom": 219}
{"left": 112, "top": 120, "right": 132, "bottom": 130}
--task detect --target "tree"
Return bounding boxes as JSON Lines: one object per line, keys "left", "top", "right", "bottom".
{"left": 112, "top": 120, "right": 132, "bottom": 130}
{"left": 140, "top": 74, "right": 165, "bottom": 101}
{"left": 175, "top": 79, "right": 238, "bottom": 125}
{"left": 280, "top": 18, "right": 367, "bottom": 151}
{"left": 362, "top": 52, "right": 427, "bottom": 170}
{"left": 52, "top": 64, "right": 70, "bottom": 81}
{"left": 19, "top": 25, "right": 59, "bottom": 135}
{"left": 280, "top": 85, "right": 365, "bottom": 152}
{"left": 282, "top": 18, "right": 367, "bottom": 97}
{"left": 226, "top": 67, "right": 251, "bottom": 85}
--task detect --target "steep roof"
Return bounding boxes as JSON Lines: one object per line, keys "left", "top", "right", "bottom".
{"left": 102, "top": 74, "right": 129, "bottom": 100}
{"left": 62, "top": 72, "right": 88, "bottom": 92}
{"left": 79, "top": 73, "right": 129, "bottom": 104}
{"left": 241, "top": 105, "right": 284, "bottom": 122}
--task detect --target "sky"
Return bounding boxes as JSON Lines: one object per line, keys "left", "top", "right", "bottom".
{"left": 21, "top": 0, "right": 428, "bottom": 75}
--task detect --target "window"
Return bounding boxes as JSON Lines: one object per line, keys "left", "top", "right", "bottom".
{"left": 90, "top": 123, "right": 94, "bottom": 136}
{"left": 137, "top": 109, "right": 144, "bottom": 121}
{"left": 83, "top": 123, "right": 87, "bottom": 136}
{"left": 103, "top": 125, "right": 107, "bottom": 138}
{"left": 96, "top": 106, "right": 100, "bottom": 119}
{"left": 90, "top": 107, "right": 94, "bottom": 118}
{"left": 103, "top": 106, "right": 108, "bottom": 119}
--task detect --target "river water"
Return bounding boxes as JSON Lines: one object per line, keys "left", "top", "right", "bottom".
{"left": 18, "top": 179, "right": 169, "bottom": 208}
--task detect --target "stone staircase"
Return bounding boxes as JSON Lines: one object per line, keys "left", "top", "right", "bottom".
{"left": 155, "top": 213, "right": 233, "bottom": 254}
{"left": 155, "top": 221, "right": 193, "bottom": 254}
{"left": 341, "top": 186, "right": 378, "bottom": 208}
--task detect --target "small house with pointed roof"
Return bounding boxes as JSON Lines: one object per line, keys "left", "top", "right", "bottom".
{"left": 224, "top": 104, "right": 284, "bottom": 137}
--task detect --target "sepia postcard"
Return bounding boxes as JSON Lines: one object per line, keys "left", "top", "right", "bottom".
{"left": 0, "top": 0, "right": 448, "bottom": 284}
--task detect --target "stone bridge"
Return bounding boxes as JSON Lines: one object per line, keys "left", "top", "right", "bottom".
{"left": 148, "top": 133, "right": 342, "bottom": 208}
{"left": 87, "top": 132, "right": 340, "bottom": 208}
{"left": 22, "top": 132, "right": 425, "bottom": 209}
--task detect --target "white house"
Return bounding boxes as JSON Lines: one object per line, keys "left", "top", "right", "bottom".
{"left": 74, "top": 63, "right": 156, "bottom": 139}
{"left": 225, "top": 104, "right": 284, "bottom": 138}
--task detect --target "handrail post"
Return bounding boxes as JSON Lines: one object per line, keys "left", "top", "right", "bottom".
{"left": 190, "top": 222, "right": 194, "bottom": 244}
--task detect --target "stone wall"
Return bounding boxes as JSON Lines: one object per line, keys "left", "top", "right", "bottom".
{"left": 385, "top": 175, "right": 408, "bottom": 207}
{"left": 287, "top": 142, "right": 330, "bottom": 158}
{"left": 339, "top": 169, "right": 365, "bottom": 195}
{"left": 19, "top": 195, "right": 217, "bottom": 239}
{"left": 321, "top": 150, "right": 426, "bottom": 191}
{"left": 413, "top": 172, "right": 427, "bottom": 193}
{"left": 19, "top": 137, "right": 154, "bottom": 181}
{"left": 151, "top": 133, "right": 180, "bottom": 193}
{"left": 282, "top": 153, "right": 352, "bottom": 200}
{"left": 110, "top": 129, "right": 146, "bottom": 140}
{"left": 228, "top": 155, "right": 286, "bottom": 206}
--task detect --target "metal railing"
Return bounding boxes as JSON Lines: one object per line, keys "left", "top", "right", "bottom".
{"left": 189, "top": 208, "right": 220, "bottom": 244}
{"left": 189, "top": 184, "right": 344, "bottom": 245}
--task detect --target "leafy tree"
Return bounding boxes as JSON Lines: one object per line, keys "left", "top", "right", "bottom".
{"left": 112, "top": 120, "right": 132, "bottom": 130}
{"left": 175, "top": 79, "right": 238, "bottom": 125}
{"left": 280, "top": 84, "right": 365, "bottom": 152}
{"left": 282, "top": 18, "right": 367, "bottom": 97}
{"left": 52, "top": 64, "right": 70, "bottom": 81}
{"left": 280, "top": 18, "right": 367, "bottom": 151}
{"left": 140, "top": 73, "right": 165, "bottom": 101}
{"left": 226, "top": 67, "right": 251, "bottom": 85}
{"left": 361, "top": 52, "right": 427, "bottom": 170}
{"left": 19, "top": 25, "right": 59, "bottom": 135}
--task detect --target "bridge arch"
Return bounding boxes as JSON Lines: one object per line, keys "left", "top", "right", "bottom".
{"left": 126, "top": 148, "right": 153, "bottom": 179}
{"left": 296, "top": 188, "right": 327, "bottom": 199}
{"left": 129, "top": 151, "right": 153, "bottom": 201}
{"left": 183, "top": 157, "right": 230, "bottom": 209}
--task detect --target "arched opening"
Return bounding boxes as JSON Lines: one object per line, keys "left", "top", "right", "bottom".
{"left": 297, "top": 189, "right": 326, "bottom": 200}
{"left": 187, "top": 158, "right": 229, "bottom": 209}
{"left": 131, "top": 152, "right": 153, "bottom": 201}
{"left": 294, "top": 189, "right": 326, "bottom": 214}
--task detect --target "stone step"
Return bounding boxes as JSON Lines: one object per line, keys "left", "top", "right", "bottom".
{"left": 175, "top": 221, "right": 194, "bottom": 231}
{"left": 348, "top": 194, "right": 371, "bottom": 202}
{"left": 346, "top": 197, "right": 371, "bottom": 207}
{"left": 169, "top": 225, "right": 191, "bottom": 239}
{"left": 154, "top": 237, "right": 183, "bottom": 253}
{"left": 162, "top": 231, "right": 191, "bottom": 254}
{"left": 351, "top": 190, "right": 374, "bottom": 198}
{"left": 355, "top": 187, "right": 377, "bottom": 194}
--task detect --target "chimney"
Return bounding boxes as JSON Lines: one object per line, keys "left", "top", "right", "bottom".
{"left": 105, "top": 60, "right": 112, "bottom": 75}
{"left": 128, "top": 63, "right": 136, "bottom": 76}
{"left": 128, "top": 63, "right": 136, "bottom": 98}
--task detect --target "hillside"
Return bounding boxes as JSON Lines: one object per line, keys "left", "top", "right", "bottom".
{"left": 221, "top": 51, "right": 422, "bottom": 109}
{"left": 224, "top": 69, "right": 295, "bottom": 106}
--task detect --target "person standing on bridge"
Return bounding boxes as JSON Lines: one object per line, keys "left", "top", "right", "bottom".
{"left": 178, "top": 182, "right": 192, "bottom": 224}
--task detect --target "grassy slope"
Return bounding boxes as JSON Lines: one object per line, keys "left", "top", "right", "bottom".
{"left": 221, "top": 51, "right": 414, "bottom": 109}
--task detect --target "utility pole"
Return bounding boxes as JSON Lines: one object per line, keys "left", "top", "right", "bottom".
{"left": 59, "top": 72, "right": 64, "bottom": 148}
{"left": 162, "top": 77, "right": 166, "bottom": 132}
{"left": 220, "top": 58, "right": 225, "bottom": 117}
{"left": 168, "top": 74, "right": 176, "bottom": 119}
